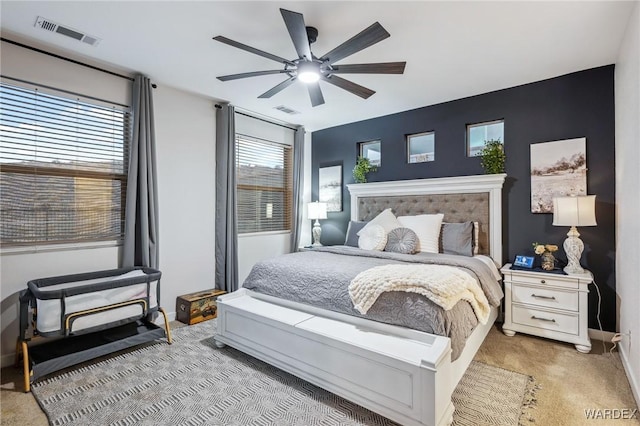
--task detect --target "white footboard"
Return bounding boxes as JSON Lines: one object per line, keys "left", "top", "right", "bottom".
{"left": 214, "top": 289, "right": 455, "bottom": 426}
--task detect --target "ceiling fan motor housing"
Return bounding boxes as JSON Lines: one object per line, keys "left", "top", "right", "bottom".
{"left": 306, "top": 26, "right": 318, "bottom": 44}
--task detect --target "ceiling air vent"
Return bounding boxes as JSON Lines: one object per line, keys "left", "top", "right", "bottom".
{"left": 273, "top": 105, "right": 300, "bottom": 115}
{"left": 34, "top": 16, "right": 101, "bottom": 46}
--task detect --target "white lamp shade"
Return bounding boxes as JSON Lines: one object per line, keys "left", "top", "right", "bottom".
{"left": 308, "top": 202, "right": 327, "bottom": 220}
{"left": 552, "top": 195, "right": 597, "bottom": 227}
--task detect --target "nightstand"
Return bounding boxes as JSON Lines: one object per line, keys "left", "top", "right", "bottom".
{"left": 501, "top": 264, "right": 593, "bottom": 353}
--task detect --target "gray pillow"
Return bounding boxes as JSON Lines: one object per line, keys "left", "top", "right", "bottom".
{"left": 344, "top": 221, "right": 367, "bottom": 247}
{"left": 441, "top": 221, "right": 474, "bottom": 257}
{"left": 384, "top": 227, "right": 419, "bottom": 254}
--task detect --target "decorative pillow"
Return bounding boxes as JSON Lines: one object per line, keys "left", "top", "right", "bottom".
{"left": 441, "top": 221, "right": 474, "bottom": 257}
{"left": 357, "top": 208, "right": 402, "bottom": 236}
{"left": 397, "top": 213, "right": 444, "bottom": 253}
{"left": 384, "top": 227, "right": 419, "bottom": 254}
{"left": 344, "top": 221, "right": 367, "bottom": 247}
{"left": 473, "top": 221, "right": 480, "bottom": 255}
{"left": 358, "top": 224, "right": 387, "bottom": 251}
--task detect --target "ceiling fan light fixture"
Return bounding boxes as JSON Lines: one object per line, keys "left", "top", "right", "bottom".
{"left": 297, "top": 61, "right": 320, "bottom": 83}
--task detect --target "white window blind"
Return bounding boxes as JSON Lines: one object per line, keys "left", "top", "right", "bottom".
{"left": 236, "top": 135, "right": 292, "bottom": 234}
{"left": 0, "top": 82, "right": 131, "bottom": 246}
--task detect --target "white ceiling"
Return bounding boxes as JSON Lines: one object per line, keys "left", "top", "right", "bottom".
{"left": 0, "top": 1, "right": 635, "bottom": 131}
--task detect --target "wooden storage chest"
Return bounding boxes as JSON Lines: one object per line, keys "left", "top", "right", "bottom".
{"left": 176, "top": 289, "right": 227, "bottom": 325}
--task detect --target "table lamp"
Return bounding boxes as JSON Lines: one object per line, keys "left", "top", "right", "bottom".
{"left": 308, "top": 201, "right": 327, "bottom": 246}
{"left": 552, "top": 195, "right": 597, "bottom": 274}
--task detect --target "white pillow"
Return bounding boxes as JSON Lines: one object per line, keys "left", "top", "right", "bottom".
{"left": 357, "top": 208, "right": 402, "bottom": 236}
{"left": 358, "top": 224, "right": 388, "bottom": 251}
{"left": 397, "top": 214, "right": 445, "bottom": 253}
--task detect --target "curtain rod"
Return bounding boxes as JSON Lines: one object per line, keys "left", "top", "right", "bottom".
{"left": 1, "top": 37, "right": 135, "bottom": 83}
{"left": 215, "top": 104, "right": 298, "bottom": 131}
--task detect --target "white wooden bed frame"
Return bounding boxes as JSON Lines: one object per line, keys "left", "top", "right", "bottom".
{"left": 214, "top": 174, "right": 506, "bottom": 426}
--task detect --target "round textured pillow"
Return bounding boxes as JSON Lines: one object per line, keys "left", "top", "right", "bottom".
{"left": 358, "top": 224, "right": 387, "bottom": 251}
{"left": 384, "top": 227, "right": 419, "bottom": 254}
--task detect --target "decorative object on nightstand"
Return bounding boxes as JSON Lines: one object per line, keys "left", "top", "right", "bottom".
{"left": 532, "top": 243, "right": 559, "bottom": 271}
{"left": 552, "top": 195, "right": 597, "bottom": 274}
{"left": 308, "top": 201, "right": 327, "bottom": 246}
{"left": 502, "top": 264, "right": 593, "bottom": 353}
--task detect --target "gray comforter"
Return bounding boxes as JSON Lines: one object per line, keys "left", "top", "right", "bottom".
{"left": 242, "top": 246, "right": 503, "bottom": 360}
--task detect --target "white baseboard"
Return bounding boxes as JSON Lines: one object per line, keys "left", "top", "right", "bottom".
{"left": 588, "top": 328, "right": 616, "bottom": 342}
{"left": 619, "top": 346, "right": 640, "bottom": 409}
{"left": 2, "top": 311, "right": 178, "bottom": 370}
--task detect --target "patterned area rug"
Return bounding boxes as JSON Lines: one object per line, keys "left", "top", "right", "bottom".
{"left": 32, "top": 320, "right": 537, "bottom": 425}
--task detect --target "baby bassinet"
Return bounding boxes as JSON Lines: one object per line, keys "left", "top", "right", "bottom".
{"left": 18, "top": 267, "right": 172, "bottom": 392}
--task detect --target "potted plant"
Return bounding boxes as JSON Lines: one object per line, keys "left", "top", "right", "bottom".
{"left": 479, "top": 139, "right": 506, "bottom": 174}
{"left": 353, "top": 156, "right": 377, "bottom": 183}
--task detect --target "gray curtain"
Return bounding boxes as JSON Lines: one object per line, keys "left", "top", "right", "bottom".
{"left": 290, "top": 126, "right": 305, "bottom": 252}
{"left": 123, "top": 75, "right": 158, "bottom": 269}
{"left": 215, "top": 103, "right": 238, "bottom": 292}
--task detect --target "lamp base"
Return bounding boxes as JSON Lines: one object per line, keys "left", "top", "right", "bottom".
{"left": 312, "top": 219, "right": 323, "bottom": 247}
{"left": 563, "top": 226, "right": 585, "bottom": 274}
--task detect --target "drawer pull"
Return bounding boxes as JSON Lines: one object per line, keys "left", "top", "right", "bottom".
{"left": 540, "top": 279, "right": 546, "bottom": 284}
{"left": 531, "top": 315, "right": 556, "bottom": 323}
{"left": 531, "top": 294, "right": 556, "bottom": 300}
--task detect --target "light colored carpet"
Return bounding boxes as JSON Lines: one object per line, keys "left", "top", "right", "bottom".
{"left": 27, "top": 320, "right": 536, "bottom": 426}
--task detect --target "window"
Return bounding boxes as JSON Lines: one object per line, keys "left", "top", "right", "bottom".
{"left": 359, "top": 140, "right": 381, "bottom": 166}
{"left": 467, "top": 120, "right": 504, "bottom": 157}
{"left": 0, "top": 83, "right": 130, "bottom": 246}
{"left": 236, "top": 135, "right": 292, "bottom": 234}
{"left": 407, "top": 132, "right": 435, "bottom": 163}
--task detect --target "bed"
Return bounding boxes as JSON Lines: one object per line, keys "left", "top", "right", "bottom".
{"left": 18, "top": 267, "right": 172, "bottom": 392}
{"left": 213, "top": 173, "right": 506, "bottom": 426}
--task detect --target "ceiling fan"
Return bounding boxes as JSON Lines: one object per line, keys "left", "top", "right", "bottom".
{"left": 213, "top": 8, "right": 406, "bottom": 107}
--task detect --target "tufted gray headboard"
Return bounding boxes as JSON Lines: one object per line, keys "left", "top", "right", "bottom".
{"left": 347, "top": 174, "right": 506, "bottom": 264}
{"left": 357, "top": 193, "right": 490, "bottom": 255}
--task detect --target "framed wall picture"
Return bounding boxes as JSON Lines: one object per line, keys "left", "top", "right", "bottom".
{"left": 319, "top": 163, "right": 343, "bottom": 212}
{"left": 407, "top": 132, "right": 435, "bottom": 163}
{"left": 530, "top": 137, "right": 587, "bottom": 213}
{"left": 359, "top": 140, "right": 381, "bottom": 166}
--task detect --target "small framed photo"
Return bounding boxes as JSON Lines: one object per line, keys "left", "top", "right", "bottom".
{"left": 359, "top": 140, "right": 381, "bottom": 167}
{"left": 513, "top": 255, "right": 535, "bottom": 269}
{"left": 407, "top": 132, "right": 435, "bottom": 163}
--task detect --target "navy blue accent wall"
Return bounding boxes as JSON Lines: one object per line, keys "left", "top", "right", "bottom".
{"left": 311, "top": 66, "right": 616, "bottom": 331}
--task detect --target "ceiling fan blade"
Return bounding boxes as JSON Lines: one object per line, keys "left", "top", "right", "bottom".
{"left": 321, "top": 75, "right": 375, "bottom": 99}
{"left": 213, "top": 35, "right": 294, "bottom": 65}
{"left": 329, "top": 62, "right": 406, "bottom": 74}
{"left": 217, "top": 70, "right": 290, "bottom": 82}
{"left": 307, "top": 82, "right": 325, "bottom": 107}
{"left": 258, "top": 76, "right": 297, "bottom": 99}
{"left": 319, "top": 22, "right": 390, "bottom": 65}
{"left": 280, "top": 9, "right": 312, "bottom": 60}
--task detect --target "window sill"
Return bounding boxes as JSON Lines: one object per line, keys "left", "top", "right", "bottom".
{"left": 1, "top": 240, "right": 122, "bottom": 256}
{"left": 238, "top": 230, "right": 291, "bottom": 238}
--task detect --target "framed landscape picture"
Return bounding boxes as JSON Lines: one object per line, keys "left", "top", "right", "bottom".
{"left": 530, "top": 137, "right": 587, "bottom": 213}
{"left": 319, "top": 163, "right": 342, "bottom": 212}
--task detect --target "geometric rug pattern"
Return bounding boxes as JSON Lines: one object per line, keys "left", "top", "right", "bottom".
{"left": 31, "top": 320, "right": 537, "bottom": 426}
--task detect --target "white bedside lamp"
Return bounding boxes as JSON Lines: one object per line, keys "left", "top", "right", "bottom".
{"left": 552, "top": 195, "right": 597, "bottom": 274}
{"left": 308, "top": 201, "right": 327, "bottom": 246}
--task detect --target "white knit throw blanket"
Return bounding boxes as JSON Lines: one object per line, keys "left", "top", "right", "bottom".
{"left": 349, "top": 264, "right": 491, "bottom": 324}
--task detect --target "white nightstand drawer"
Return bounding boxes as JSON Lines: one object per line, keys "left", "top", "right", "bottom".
{"left": 512, "top": 284, "right": 579, "bottom": 311}
{"left": 512, "top": 305, "right": 579, "bottom": 335}
{"left": 510, "top": 274, "right": 578, "bottom": 290}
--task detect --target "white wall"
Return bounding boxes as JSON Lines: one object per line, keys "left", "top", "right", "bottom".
{"left": 0, "top": 40, "right": 217, "bottom": 366}
{"left": 614, "top": 1, "right": 640, "bottom": 407}
{"left": 153, "top": 85, "right": 217, "bottom": 318}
